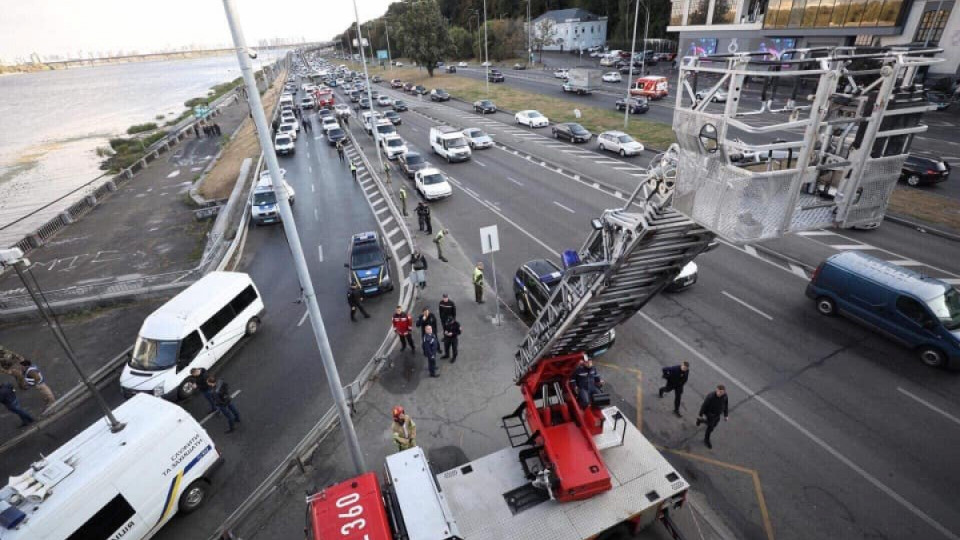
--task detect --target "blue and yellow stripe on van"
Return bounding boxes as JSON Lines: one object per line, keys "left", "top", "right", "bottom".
{"left": 157, "top": 444, "right": 213, "bottom": 525}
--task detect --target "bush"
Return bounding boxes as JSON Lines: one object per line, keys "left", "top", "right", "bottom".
{"left": 184, "top": 97, "right": 209, "bottom": 108}
{"left": 126, "top": 122, "right": 158, "bottom": 135}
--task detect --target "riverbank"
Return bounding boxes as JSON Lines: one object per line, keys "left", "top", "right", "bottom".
{"left": 0, "top": 48, "right": 289, "bottom": 75}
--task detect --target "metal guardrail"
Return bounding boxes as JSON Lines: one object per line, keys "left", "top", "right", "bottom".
{"left": 0, "top": 269, "right": 197, "bottom": 312}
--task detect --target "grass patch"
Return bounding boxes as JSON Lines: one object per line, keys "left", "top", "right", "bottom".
{"left": 888, "top": 187, "right": 960, "bottom": 232}
{"left": 126, "top": 122, "right": 157, "bottom": 135}
{"left": 350, "top": 63, "right": 676, "bottom": 150}
{"left": 98, "top": 131, "right": 168, "bottom": 172}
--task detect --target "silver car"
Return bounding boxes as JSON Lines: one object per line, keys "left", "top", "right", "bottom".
{"left": 463, "top": 128, "right": 493, "bottom": 149}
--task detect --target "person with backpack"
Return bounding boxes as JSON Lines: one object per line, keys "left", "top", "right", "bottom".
{"left": 208, "top": 375, "right": 240, "bottom": 433}
{"left": 20, "top": 360, "right": 55, "bottom": 411}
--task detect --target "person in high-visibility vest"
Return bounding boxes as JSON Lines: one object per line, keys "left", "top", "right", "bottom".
{"left": 473, "top": 262, "right": 485, "bottom": 304}
{"left": 398, "top": 186, "right": 408, "bottom": 216}
{"left": 350, "top": 161, "right": 358, "bottom": 181}
{"left": 433, "top": 229, "right": 449, "bottom": 262}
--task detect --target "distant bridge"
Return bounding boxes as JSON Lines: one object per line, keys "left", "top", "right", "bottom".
{"left": 38, "top": 42, "right": 329, "bottom": 70}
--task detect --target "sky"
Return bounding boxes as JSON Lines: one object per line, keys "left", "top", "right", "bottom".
{"left": 0, "top": 0, "right": 393, "bottom": 61}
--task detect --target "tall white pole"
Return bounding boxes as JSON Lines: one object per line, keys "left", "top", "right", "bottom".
{"left": 640, "top": 6, "right": 649, "bottom": 76}
{"left": 483, "top": 0, "right": 490, "bottom": 96}
{"left": 624, "top": 0, "right": 641, "bottom": 129}
{"left": 384, "top": 18, "right": 393, "bottom": 67}
{"left": 353, "top": 2, "right": 387, "bottom": 182}
{"left": 221, "top": 0, "right": 366, "bottom": 475}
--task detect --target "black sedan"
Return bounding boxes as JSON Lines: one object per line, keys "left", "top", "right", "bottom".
{"left": 616, "top": 97, "right": 649, "bottom": 114}
{"left": 473, "top": 99, "right": 497, "bottom": 114}
{"left": 446, "top": 65, "right": 458, "bottom": 73}
{"left": 488, "top": 70, "right": 505, "bottom": 83}
{"left": 392, "top": 100, "right": 409, "bottom": 112}
{"left": 552, "top": 123, "right": 592, "bottom": 143}
{"left": 399, "top": 151, "right": 428, "bottom": 178}
{"left": 430, "top": 88, "right": 451, "bottom": 101}
{"left": 359, "top": 98, "right": 371, "bottom": 109}
{"left": 900, "top": 154, "right": 950, "bottom": 186}
{"left": 326, "top": 127, "right": 347, "bottom": 146}
{"left": 384, "top": 111, "right": 402, "bottom": 125}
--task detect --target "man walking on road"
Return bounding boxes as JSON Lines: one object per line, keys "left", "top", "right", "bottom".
{"left": 392, "top": 307, "right": 416, "bottom": 353}
{"left": 422, "top": 326, "right": 440, "bottom": 377}
{"left": 433, "top": 229, "right": 450, "bottom": 262}
{"left": 399, "top": 186, "right": 408, "bottom": 216}
{"left": 337, "top": 141, "right": 345, "bottom": 162}
{"left": 696, "top": 385, "right": 729, "bottom": 449}
{"left": 190, "top": 367, "right": 216, "bottom": 413}
{"left": 441, "top": 315, "right": 461, "bottom": 362}
{"left": 411, "top": 252, "right": 427, "bottom": 289}
{"left": 438, "top": 293, "right": 456, "bottom": 333}
{"left": 473, "top": 262, "right": 485, "bottom": 303}
{"left": 391, "top": 406, "right": 417, "bottom": 451}
{"left": 659, "top": 361, "right": 690, "bottom": 417}
{"left": 0, "top": 382, "right": 33, "bottom": 427}
{"left": 20, "top": 360, "right": 55, "bottom": 412}
{"left": 348, "top": 284, "right": 370, "bottom": 321}
{"left": 383, "top": 162, "right": 392, "bottom": 183}
{"left": 350, "top": 161, "right": 358, "bottom": 181}
{"left": 208, "top": 375, "right": 240, "bottom": 433}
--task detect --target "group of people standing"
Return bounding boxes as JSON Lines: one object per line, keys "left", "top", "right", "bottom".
{"left": 392, "top": 293, "right": 461, "bottom": 378}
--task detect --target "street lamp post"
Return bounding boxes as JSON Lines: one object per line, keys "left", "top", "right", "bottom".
{"left": 384, "top": 18, "right": 393, "bottom": 68}
{"left": 483, "top": 0, "right": 490, "bottom": 96}
{"left": 624, "top": 0, "right": 646, "bottom": 130}
{"left": 221, "top": 0, "right": 366, "bottom": 475}
{"left": 352, "top": 2, "right": 388, "bottom": 189}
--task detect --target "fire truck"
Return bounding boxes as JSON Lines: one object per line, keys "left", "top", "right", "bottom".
{"left": 629, "top": 76, "right": 669, "bottom": 100}
{"left": 315, "top": 88, "right": 335, "bottom": 108}
{"left": 306, "top": 47, "right": 937, "bottom": 540}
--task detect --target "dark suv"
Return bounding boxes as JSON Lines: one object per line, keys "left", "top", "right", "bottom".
{"left": 513, "top": 259, "right": 615, "bottom": 357}
{"left": 900, "top": 154, "right": 950, "bottom": 186}
{"left": 346, "top": 232, "right": 393, "bottom": 296}
{"left": 488, "top": 69, "right": 505, "bottom": 83}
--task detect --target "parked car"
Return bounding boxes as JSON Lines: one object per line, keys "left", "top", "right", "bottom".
{"left": 430, "top": 88, "right": 451, "bottom": 101}
{"left": 402, "top": 82, "right": 415, "bottom": 93}
{"left": 597, "top": 130, "right": 645, "bottom": 156}
{"left": 602, "top": 71, "right": 622, "bottom": 83}
{"left": 513, "top": 63, "right": 527, "bottom": 70}
{"left": 392, "top": 100, "right": 409, "bottom": 112}
{"left": 481, "top": 61, "right": 491, "bottom": 67}
{"left": 806, "top": 251, "right": 960, "bottom": 368}
{"left": 399, "top": 151, "right": 428, "bottom": 178}
{"left": 515, "top": 110, "right": 549, "bottom": 128}
{"left": 552, "top": 122, "right": 592, "bottom": 143}
{"left": 615, "top": 96, "right": 650, "bottom": 114}
{"left": 346, "top": 231, "right": 393, "bottom": 297}
{"left": 384, "top": 110, "right": 402, "bottom": 125}
{"left": 696, "top": 89, "right": 728, "bottom": 103}
{"left": 463, "top": 128, "right": 493, "bottom": 149}
{"left": 377, "top": 95, "right": 393, "bottom": 107}
{"left": 390, "top": 78, "right": 404, "bottom": 88}
{"left": 413, "top": 85, "right": 428, "bottom": 95}
{"left": 900, "top": 154, "right": 950, "bottom": 186}
{"left": 473, "top": 99, "right": 497, "bottom": 114}
{"left": 488, "top": 69, "right": 505, "bottom": 82}
{"left": 321, "top": 116, "right": 340, "bottom": 132}
{"left": 414, "top": 167, "right": 453, "bottom": 200}
{"left": 278, "top": 122, "right": 298, "bottom": 141}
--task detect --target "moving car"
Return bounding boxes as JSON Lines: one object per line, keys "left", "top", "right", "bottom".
{"left": 552, "top": 122, "right": 592, "bottom": 143}
{"left": 413, "top": 85, "right": 428, "bottom": 95}
{"left": 300, "top": 97, "right": 316, "bottom": 109}
{"left": 274, "top": 133, "right": 295, "bottom": 155}
{"left": 597, "top": 130, "right": 645, "bottom": 156}
{"left": 391, "top": 78, "right": 404, "bottom": 88}
{"left": 359, "top": 98, "right": 371, "bottom": 109}
{"left": 515, "top": 109, "right": 549, "bottom": 128}
{"left": 446, "top": 65, "right": 458, "bottom": 73}
{"left": 415, "top": 167, "right": 453, "bottom": 200}
{"left": 377, "top": 95, "right": 393, "bottom": 107}
{"left": 473, "top": 99, "right": 497, "bottom": 114}
{"left": 553, "top": 68, "right": 569, "bottom": 79}
{"left": 374, "top": 119, "right": 397, "bottom": 138}
{"left": 372, "top": 75, "right": 382, "bottom": 83}
{"left": 399, "top": 151, "right": 428, "bottom": 178}
{"left": 900, "top": 154, "right": 950, "bottom": 186}
{"left": 665, "top": 262, "right": 698, "bottom": 292}
{"left": 429, "top": 125, "right": 472, "bottom": 162}
{"left": 458, "top": 61, "right": 468, "bottom": 67}
{"left": 806, "top": 251, "right": 960, "bottom": 368}
{"left": 602, "top": 71, "right": 622, "bottom": 83}
{"left": 402, "top": 82, "right": 415, "bottom": 93}
{"left": 346, "top": 232, "right": 393, "bottom": 297}
{"left": 695, "top": 89, "right": 728, "bottom": 103}
{"left": 278, "top": 122, "right": 298, "bottom": 141}
{"left": 326, "top": 126, "right": 346, "bottom": 146}
{"left": 488, "top": 69, "right": 505, "bottom": 82}
{"left": 392, "top": 100, "right": 408, "bottom": 111}
{"left": 380, "top": 134, "right": 408, "bottom": 160}
{"left": 463, "top": 127, "right": 493, "bottom": 149}
{"left": 513, "top": 63, "right": 527, "bottom": 70}
{"left": 430, "top": 88, "right": 451, "bottom": 101}
{"left": 615, "top": 96, "right": 650, "bottom": 114}
{"left": 630, "top": 75, "right": 669, "bottom": 99}
{"left": 384, "top": 110, "right": 402, "bottom": 125}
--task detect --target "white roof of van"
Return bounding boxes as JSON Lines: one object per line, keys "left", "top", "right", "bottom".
{"left": 140, "top": 272, "right": 253, "bottom": 340}
{"left": 1, "top": 394, "right": 196, "bottom": 539}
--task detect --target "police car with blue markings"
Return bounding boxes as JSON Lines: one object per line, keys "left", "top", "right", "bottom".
{"left": 346, "top": 232, "right": 393, "bottom": 296}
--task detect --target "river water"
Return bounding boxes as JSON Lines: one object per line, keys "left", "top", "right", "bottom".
{"left": 0, "top": 51, "right": 286, "bottom": 246}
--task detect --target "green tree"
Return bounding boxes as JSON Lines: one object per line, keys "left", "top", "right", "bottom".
{"left": 449, "top": 26, "right": 474, "bottom": 59}
{"left": 531, "top": 18, "right": 559, "bottom": 63}
{"left": 400, "top": 0, "right": 453, "bottom": 76}
{"left": 487, "top": 18, "right": 525, "bottom": 61}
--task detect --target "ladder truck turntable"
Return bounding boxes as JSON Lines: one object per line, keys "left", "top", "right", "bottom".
{"left": 307, "top": 47, "right": 939, "bottom": 540}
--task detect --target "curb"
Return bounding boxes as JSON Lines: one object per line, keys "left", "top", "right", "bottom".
{"left": 884, "top": 213, "right": 960, "bottom": 242}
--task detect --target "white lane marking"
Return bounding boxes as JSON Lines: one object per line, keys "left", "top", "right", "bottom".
{"left": 613, "top": 166, "right": 641, "bottom": 171}
{"left": 167, "top": 170, "right": 181, "bottom": 178}
{"left": 298, "top": 309, "right": 310, "bottom": 327}
{"left": 484, "top": 199, "right": 500, "bottom": 209}
{"left": 889, "top": 259, "right": 924, "bottom": 266}
{"left": 311, "top": 184, "right": 315, "bottom": 193}
{"left": 308, "top": 165, "right": 312, "bottom": 173}
{"left": 474, "top": 159, "right": 487, "bottom": 167}
{"left": 721, "top": 290, "right": 774, "bottom": 321}
{"left": 191, "top": 166, "right": 203, "bottom": 172}
{"left": 409, "top": 127, "right": 418, "bottom": 132}
{"left": 375, "top": 206, "right": 390, "bottom": 215}
{"left": 897, "top": 387, "right": 960, "bottom": 428}
{"left": 797, "top": 230, "right": 838, "bottom": 236}
{"left": 833, "top": 244, "right": 877, "bottom": 250}
{"left": 789, "top": 263, "right": 808, "bottom": 278}
{"left": 314, "top": 136, "right": 322, "bottom": 141}
{"left": 506, "top": 176, "right": 523, "bottom": 186}
{"left": 314, "top": 208, "right": 318, "bottom": 221}
{"left": 553, "top": 201, "right": 575, "bottom": 214}
{"left": 392, "top": 239, "right": 407, "bottom": 250}
{"left": 306, "top": 150, "right": 311, "bottom": 158}
{"left": 318, "top": 245, "right": 323, "bottom": 262}
{"left": 639, "top": 312, "right": 960, "bottom": 540}
{"left": 743, "top": 245, "right": 758, "bottom": 257}
{"left": 200, "top": 390, "right": 242, "bottom": 424}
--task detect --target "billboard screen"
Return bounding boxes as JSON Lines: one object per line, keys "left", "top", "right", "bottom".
{"left": 685, "top": 38, "right": 718, "bottom": 57}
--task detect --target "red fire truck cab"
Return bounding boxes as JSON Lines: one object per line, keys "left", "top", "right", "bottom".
{"left": 315, "top": 89, "right": 335, "bottom": 108}
{"left": 630, "top": 76, "right": 669, "bottom": 100}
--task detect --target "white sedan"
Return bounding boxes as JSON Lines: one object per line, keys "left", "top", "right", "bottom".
{"left": 458, "top": 61, "right": 468, "bottom": 67}
{"left": 553, "top": 69, "right": 569, "bottom": 79}
{"left": 602, "top": 71, "right": 622, "bottom": 83}
{"left": 695, "top": 89, "right": 728, "bottom": 103}
{"left": 377, "top": 95, "right": 392, "bottom": 107}
{"left": 515, "top": 110, "right": 549, "bottom": 128}
{"left": 414, "top": 167, "right": 453, "bottom": 200}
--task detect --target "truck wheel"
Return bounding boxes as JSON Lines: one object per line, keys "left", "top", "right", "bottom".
{"left": 815, "top": 296, "right": 836, "bottom": 316}
{"left": 179, "top": 480, "right": 209, "bottom": 514}
{"left": 918, "top": 346, "right": 947, "bottom": 368}
{"left": 177, "top": 377, "right": 197, "bottom": 400}
{"left": 245, "top": 316, "right": 260, "bottom": 336}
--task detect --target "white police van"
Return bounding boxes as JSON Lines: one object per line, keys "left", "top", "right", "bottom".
{"left": 0, "top": 394, "right": 222, "bottom": 540}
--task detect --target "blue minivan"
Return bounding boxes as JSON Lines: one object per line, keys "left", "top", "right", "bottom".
{"left": 806, "top": 251, "right": 960, "bottom": 368}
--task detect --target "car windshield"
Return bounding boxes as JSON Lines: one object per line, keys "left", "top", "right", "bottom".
{"left": 406, "top": 154, "right": 423, "bottom": 165}
{"left": 351, "top": 244, "right": 384, "bottom": 269}
{"left": 328, "top": 128, "right": 344, "bottom": 138}
{"left": 280, "top": 125, "right": 294, "bottom": 132}
{"left": 395, "top": 101, "right": 406, "bottom": 106}
{"left": 422, "top": 173, "right": 446, "bottom": 185}
{"left": 481, "top": 101, "right": 492, "bottom": 106}
{"left": 276, "top": 136, "right": 291, "bottom": 145}
{"left": 253, "top": 190, "right": 277, "bottom": 205}
{"left": 618, "top": 135, "right": 634, "bottom": 143}
{"left": 377, "top": 125, "right": 394, "bottom": 134}
{"left": 387, "top": 139, "right": 404, "bottom": 147}
{"left": 570, "top": 124, "right": 587, "bottom": 134}
{"left": 129, "top": 337, "right": 179, "bottom": 371}
{"left": 927, "top": 288, "right": 960, "bottom": 330}
{"left": 447, "top": 137, "right": 468, "bottom": 148}
{"left": 528, "top": 112, "right": 542, "bottom": 118}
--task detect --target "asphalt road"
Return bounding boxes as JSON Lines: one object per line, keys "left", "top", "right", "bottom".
{"left": 343, "top": 80, "right": 960, "bottom": 539}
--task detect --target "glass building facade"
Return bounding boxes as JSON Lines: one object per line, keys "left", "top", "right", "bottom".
{"left": 764, "top": 0, "right": 905, "bottom": 28}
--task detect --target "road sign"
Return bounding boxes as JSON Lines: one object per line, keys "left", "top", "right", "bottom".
{"left": 480, "top": 225, "right": 500, "bottom": 254}
{"left": 352, "top": 38, "right": 369, "bottom": 48}
{"left": 377, "top": 50, "right": 388, "bottom": 60}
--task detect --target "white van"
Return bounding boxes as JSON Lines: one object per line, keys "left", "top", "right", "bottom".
{"left": 0, "top": 394, "right": 222, "bottom": 540}
{"left": 120, "top": 272, "right": 264, "bottom": 400}
{"left": 429, "top": 126, "right": 472, "bottom": 163}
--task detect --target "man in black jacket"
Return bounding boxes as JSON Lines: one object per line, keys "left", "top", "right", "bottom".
{"left": 0, "top": 383, "right": 33, "bottom": 427}
{"left": 659, "top": 361, "right": 689, "bottom": 417}
{"left": 348, "top": 284, "right": 370, "bottom": 321}
{"left": 696, "top": 385, "right": 729, "bottom": 449}
{"left": 190, "top": 367, "right": 216, "bottom": 413}
{"left": 438, "top": 294, "right": 456, "bottom": 333}
{"left": 416, "top": 308, "right": 437, "bottom": 339}
{"left": 208, "top": 375, "right": 240, "bottom": 433}
{"left": 422, "top": 326, "right": 440, "bottom": 377}
{"left": 441, "top": 315, "right": 461, "bottom": 362}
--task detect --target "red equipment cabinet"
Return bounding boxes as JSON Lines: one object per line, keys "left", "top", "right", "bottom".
{"left": 307, "top": 472, "right": 393, "bottom": 540}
